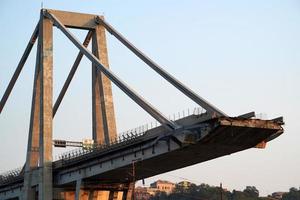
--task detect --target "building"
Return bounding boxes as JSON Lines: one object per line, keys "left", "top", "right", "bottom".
{"left": 177, "top": 181, "right": 193, "bottom": 190}
{"left": 135, "top": 187, "right": 152, "bottom": 200}
{"left": 135, "top": 186, "right": 160, "bottom": 200}
{"left": 135, "top": 180, "right": 176, "bottom": 200}
{"left": 150, "top": 180, "right": 175, "bottom": 194}
{"left": 271, "top": 192, "right": 286, "bottom": 200}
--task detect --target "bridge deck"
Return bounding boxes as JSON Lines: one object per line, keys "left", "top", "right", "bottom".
{"left": 0, "top": 115, "right": 283, "bottom": 193}
{"left": 75, "top": 117, "right": 282, "bottom": 184}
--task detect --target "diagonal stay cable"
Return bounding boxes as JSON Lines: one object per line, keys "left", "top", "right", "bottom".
{"left": 52, "top": 30, "right": 93, "bottom": 117}
{"left": 97, "top": 16, "right": 227, "bottom": 117}
{"left": 0, "top": 23, "right": 39, "bottom": 114}
{"left": 44, "top": 10, "right": 180, "bottom": 131}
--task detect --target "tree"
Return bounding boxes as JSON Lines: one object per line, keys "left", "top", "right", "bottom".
{"left": 282, "top": 187, "right": 300, "bottom": 200}
{"left": 243, "top": 186, "right": 259, "bottom": 198}
{"left": 150, "top": 191, "right": 168, "bottom": 200}
{"left": 147, "top": 183, "right": 300, "bottom": 200}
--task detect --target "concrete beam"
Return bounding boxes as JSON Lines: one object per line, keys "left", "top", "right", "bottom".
{"left": 75, "top": 179, "right": 82, "bottom": 200}
{"left": 23, "top": 31, "right": 42, "bottom": 200}
{"left": 46, "top": 9, "right": 101, "bottom": 30}
{"left": 92, "top": 22, "right": 117, "bottom": 145}
{"left": 38, "top": 13, "right": 53, "bottom": 200}
{"left": 0, "top": 185, "right": 22, "bottom": 200}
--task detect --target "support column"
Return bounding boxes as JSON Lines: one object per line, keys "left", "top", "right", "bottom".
{"left": 109, "top": 191, "right": 119, "bottom": 200}
{"left": 92, "top": 20, "right": 117, "bottom": 145}
{"left": 75, "top": 179, "right": 83, "bottom": 200}
{"left": 123, "top": 183, "right": 134, "bottom": 200}
{"left": 38, "top": 12, "right": 53, "bottom": 200}
{"left": 23, "top": 34, "right": 42, "bottom": 200}
{"left": 122, "top": 191, "right": 127, "bottom": 200}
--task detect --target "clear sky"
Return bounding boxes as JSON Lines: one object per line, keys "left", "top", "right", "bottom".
{"left": 0, "top": 0, "right": 299, "bottom": 196}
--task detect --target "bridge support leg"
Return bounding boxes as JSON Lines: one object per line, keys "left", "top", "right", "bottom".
{"left": 92, "top": 20, "right": 117, "bottom": 145}
{"left": 23, "top": 32, "right": 42, "bottom": 200}
{"left": 38, "top": 12, "right": 54, "bottom": 200}
{"left": 108, "top": 191, "right": 119, "bottom": 200}
{"left": 122, "top": 183, "right": 134, "bottom": 200}
{"left": 75, "top": 179, "right": 83, "bottom": 200}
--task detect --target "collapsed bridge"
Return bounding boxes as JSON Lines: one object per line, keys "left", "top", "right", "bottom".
{"left": 0, "top": 9, "right": 284, "bottom": 200}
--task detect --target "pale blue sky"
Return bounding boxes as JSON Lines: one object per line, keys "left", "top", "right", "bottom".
{"left": 0, "top": 0, "right": 299, "bottom": 196}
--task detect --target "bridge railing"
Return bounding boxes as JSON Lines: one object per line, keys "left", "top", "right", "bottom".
{"left": 0, "top": 167, "right": 22, "bottom": 185}
{"left": 56, "top": 127, "right": 147, "bottom": 162}
{"left": 117, "top": 107, "right": 205, "bottom": 140}
{"left": 55, "top": 107, "right": 206, "bottom": 162}
{"left": 0, "top": 107, "right": 206, "bottom": 183}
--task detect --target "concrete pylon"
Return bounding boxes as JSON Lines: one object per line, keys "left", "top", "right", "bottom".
{"left": 92, "top": 20, "right": 117, "bottom": 145}
{"left": 23, "top": 11, "right": 54, "bottom": 200}
{"left": 23, "top": 31, "right": 42, "bottom": 200}
{"left": 22, "top": 10, "right": 118, "bottom": 200}
{"left": 37, "top": 13, "right": 54, "bottom": 200}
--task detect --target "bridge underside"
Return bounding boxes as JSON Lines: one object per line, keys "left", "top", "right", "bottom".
{"left": 0, "top": 116, "right": 283, "bottom": 199}
{"left": 74, "top": 117, "right": 282, "bottom": 184}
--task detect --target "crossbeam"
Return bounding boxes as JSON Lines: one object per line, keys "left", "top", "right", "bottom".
{"left": 46, "top": 9, "right": 99, "bottom": 30}
{"left": 96, "top": 17, "right": 227, "bottom": 117}
{"left": 45, "top": 10, "right": 180, "bottom": 130}
{"left": 0, "top": 23, "right": 39, "bottom": 114}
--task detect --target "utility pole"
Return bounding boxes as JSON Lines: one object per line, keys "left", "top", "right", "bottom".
{"left": 132, "top": 161, "right": 136, "bottom": 200}
{"left": 220, "top": 183, "right": 223, "bottom": 200}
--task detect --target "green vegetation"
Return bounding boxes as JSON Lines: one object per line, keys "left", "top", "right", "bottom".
{"left": 149, "top": 184, "right": 300, "bottom": 200}
{"left": 282, "top": 187, "right": 300, "bottom": 200}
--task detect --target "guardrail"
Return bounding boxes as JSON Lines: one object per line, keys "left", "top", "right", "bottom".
{"left": 118, "top": 107, "right": 205, "bottom": 140}
{"left": 56, "top": 127, "right": 147, "bottom": 162}
{"left": 0, "top": 167, "right": 22, "bottom": 185}
{"left": 56, "top": 107, "right": 206, "bottom": 162}
{"left": 0, "top": 107, "right": 206, "bottom": 184}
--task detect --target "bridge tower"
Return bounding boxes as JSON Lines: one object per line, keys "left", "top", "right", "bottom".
{"left": 0, "top": 8, "right": 285, "bottom": 200}
{"left": 0, "top": 8, "right": 224, "bottom": 199}
{"left": 0, "top": 7, "right": 231, "bottom": 199}
{"left": 20, "top": 10, "right": 118, "bottom": 200}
